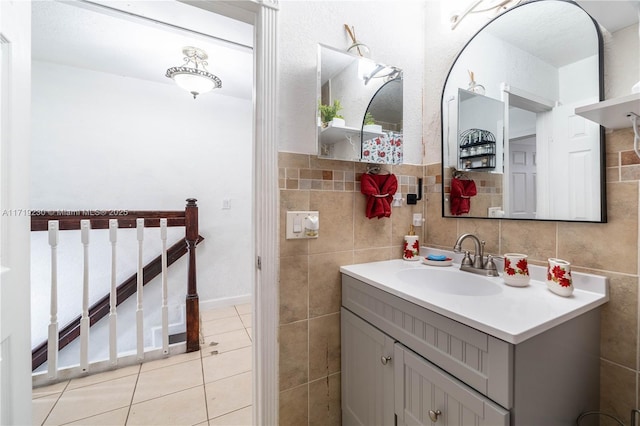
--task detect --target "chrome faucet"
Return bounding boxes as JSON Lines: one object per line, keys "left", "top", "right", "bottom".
{"left": 453, "top": 233, "right": 499, "bottom": 277}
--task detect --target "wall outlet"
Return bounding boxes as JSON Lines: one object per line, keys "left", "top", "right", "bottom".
{"left": 488, "top": 207, "right": 502, "bottom": 218}
{"left": 286, "top": 211, "right": 319, "bottom": 239}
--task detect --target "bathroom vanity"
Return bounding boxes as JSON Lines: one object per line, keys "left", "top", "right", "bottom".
{"left": 340, "top": 258, "right": 608, "bottom": 426}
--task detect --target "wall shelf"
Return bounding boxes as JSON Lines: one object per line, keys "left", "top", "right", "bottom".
{"left": 575, "top": 93, "right": 640, "bottom": 129}
{"left": 319, "top": 124, "right": 384, "bottom": 145}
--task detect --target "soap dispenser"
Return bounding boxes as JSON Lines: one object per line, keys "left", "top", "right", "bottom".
{"left": 403, "top": 225, "right": 420, "bottom": 261}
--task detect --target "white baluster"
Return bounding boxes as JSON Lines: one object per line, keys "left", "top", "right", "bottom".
{"left": 109, "top": 219, "right": 118, "bottom": 366}
{"left": 160, "top": 219, "right": 169, "bottom": 355}
{"left": 47, "top": 221, "right": 59, "bottom": 380}
{"left": 136, "top": 218, "right": 144, "bottom": 360}
{"left": 80, "top": 219, "right": 90, "bottom": 373}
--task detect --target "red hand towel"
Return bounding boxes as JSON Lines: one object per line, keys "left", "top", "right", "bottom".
{"left": 450, "top": 177, "right": 477, "bottom": 216}
{"left": 361, "top": 173, "right": 398, "bottom": 219}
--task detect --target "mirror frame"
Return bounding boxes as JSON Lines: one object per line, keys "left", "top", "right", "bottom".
{"left": 440, "top": 0, "right": 606, "bottom": 223}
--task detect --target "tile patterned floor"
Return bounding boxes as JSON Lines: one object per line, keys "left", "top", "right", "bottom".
{"left": 32, "top": 304, "right": 253, "bottom": 426}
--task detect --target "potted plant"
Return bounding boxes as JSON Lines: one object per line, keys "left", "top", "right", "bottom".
{"left": 318, "top": 100, "right": 345, "bottom": 127}
{"left": 363, "top": 112, "right": 382, "bottom": 133}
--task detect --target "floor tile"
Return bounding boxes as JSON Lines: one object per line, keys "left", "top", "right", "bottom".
{"left": 201, "top": 306, "right": 239, "bottom": 322}
{"left": 201, "top": 315, "right": 245, "bottom": 336}
{"left": 205, "top": 371, "right": 252, "bottom": 419}
{"left": 202, "top": 346, "right": 252, "bottom": 384}
{"left": 66, "top": 407, "right": 129, "bottom": 425}
{"left": 32, "top": 381, "right": 68, "bottom": 399}
{"left": 43, "top": 374, "right": 137, "bottom": 425}
{"left": 133, "top": 358, "right": 203, "bottom": 404}
{"left": 139, "top": 349, "right": 201, "bottom": 373}
{"left": 32, "top": 392, "right": 60, "bottom": 426}
{"left": 209, "top": 405, "right": 252, "bottom": 425}
{"left": 127, "top": 386, "right": 208, "bottom": 425}
{"left": 33, "top": 303, "right": 254, "bottom": 425}
{"left": 201, "top": 329, "right": 252, "bottom": 356}
{"left": 240, "top": 313, "right": 252, "bottom": 329}
{"left": 67, "top": 363, "right": 140, "bottom": 390}
{"left": 235, "top": 303, "right": 252, "bottom": 315}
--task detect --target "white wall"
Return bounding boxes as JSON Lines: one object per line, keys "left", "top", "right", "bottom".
{"left": 604, "top": 23, "right": 640, "bottom": 98}
{"left": 278, "top": 0, "right": 425, "bottom": 165}
{"left": 30, "top": 61, "right": 252, "bottom": 359}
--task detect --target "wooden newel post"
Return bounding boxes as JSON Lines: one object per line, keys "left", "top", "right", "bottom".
{"left": 185, "top": 198, "right": 200, "bottom": 352}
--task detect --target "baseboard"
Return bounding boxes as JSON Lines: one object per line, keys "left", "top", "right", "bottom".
{"left": 199, "top": 294, "right": 252, "bottom": 311}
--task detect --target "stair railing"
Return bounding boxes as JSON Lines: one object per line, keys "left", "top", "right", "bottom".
{"left": 30, "top": 198, "right": 200, "bottom": 382}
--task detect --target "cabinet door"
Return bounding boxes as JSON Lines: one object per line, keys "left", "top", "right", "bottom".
{"left": 394, "top": 344, "right": 509, "bottom": 426}
{"left": 342, "top": 308, "right": 395, "bottom": 426}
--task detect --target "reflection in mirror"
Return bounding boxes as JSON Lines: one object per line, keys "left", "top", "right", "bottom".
{"left": 362, "top": 78, "right": 403, "bottom": 164}
{"left": 317, "top": 44, "right": 403, "bottom": 163}
{"left": 441, "top": 0, "right": 605, "bottom": 222}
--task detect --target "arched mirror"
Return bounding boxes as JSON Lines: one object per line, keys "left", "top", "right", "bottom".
{"left": 441, "top": 0, "right": 606, "bottom": 222}
{"left": 318, "top": 44, "right": 403, "bottom": 163}
{"left": 361, "top": 77, "right": 403, "bottom": 164}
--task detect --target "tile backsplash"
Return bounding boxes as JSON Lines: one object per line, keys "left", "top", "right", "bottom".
{"left": 278, "top": 128, "right": 638, "bottom": 425}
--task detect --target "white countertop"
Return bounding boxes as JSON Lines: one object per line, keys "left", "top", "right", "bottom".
{"left": 340, "top": 249, "right": 608, "bottom": 344}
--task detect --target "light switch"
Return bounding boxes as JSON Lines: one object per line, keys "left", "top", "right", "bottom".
{"left": 293, "top": 216, "right": 302, "bottom": 233}
{"left": 286, "top": 211, "right": 320, "bottom": 239}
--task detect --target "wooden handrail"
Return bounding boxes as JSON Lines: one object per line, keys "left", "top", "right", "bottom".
{"left": 31, "top": 199, "right": 202, "bottom": 370}
{"left": 31, "top": 211, "right": 187, "bottom": 231}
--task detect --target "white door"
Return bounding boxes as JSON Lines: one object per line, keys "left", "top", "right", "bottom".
{"left": 509, "top": 137, "right": 537, "bottom": 219}
{"left": 0, "top": 1, "right": 32, "bottom": 424}
{"left": 551, "top": 102, "right": 601, "bottom": 221}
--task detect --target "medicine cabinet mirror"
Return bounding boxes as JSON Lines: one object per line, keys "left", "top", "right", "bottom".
{"left": 318, "top": 44, "right": 403, "bottom": 164}
{"left": 441, "top": 0, "right": 606, "bottom": 222}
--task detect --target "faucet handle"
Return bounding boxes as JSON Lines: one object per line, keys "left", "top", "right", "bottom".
{"left": 461, "top": 250, "right": 473, "bottom": 267}
{"left": 484, "top": 255, "right": 500, "bottom": 277}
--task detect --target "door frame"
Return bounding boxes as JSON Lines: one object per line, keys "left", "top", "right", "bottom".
{"left": 0, "top": 0, "right": 33, "bottom": 424}
{"left": 180, "top": 1, "right": 280, "bottom": 424}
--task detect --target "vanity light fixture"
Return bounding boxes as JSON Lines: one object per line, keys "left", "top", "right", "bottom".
{"left": 363, "top": 64, "right": 402, "bottom": 85}
{"left": 450, "top": 0, "right": 522, "bottom": 30}
{"left": 166, "top": 46, "right": 222, "bottom": 99}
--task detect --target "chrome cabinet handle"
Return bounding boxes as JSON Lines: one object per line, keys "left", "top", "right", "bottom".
{"left": 380, "top": 355, "right": 392, "bottom": 365}
{"left": 428, "top": 409, "right": 442, "bottom": 422}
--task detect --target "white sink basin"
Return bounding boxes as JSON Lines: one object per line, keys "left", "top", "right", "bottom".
{"left": 396, "top": 267, "right": 503, "bottom": 296}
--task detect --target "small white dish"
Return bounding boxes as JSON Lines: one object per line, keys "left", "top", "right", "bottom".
{"left": 422, "top": 257, "right": 453, "bottom": 267}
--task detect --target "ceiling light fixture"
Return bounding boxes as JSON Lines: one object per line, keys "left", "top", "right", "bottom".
{"left": 166, "top": 46, "right": 222, "bottom": 99}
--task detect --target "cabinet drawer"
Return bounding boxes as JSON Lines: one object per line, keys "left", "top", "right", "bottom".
{"left": 342, "top": 274, "right": 513, "bottom": 408}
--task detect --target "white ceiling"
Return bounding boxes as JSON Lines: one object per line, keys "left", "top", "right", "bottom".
{"left": 484, "top": 1, "right": 598, "bottom": 67}
{"left": 32, "top": 0, "right": 254, "bottom": 100}
{"left": 576, "top": 0, "right": 640, "bottom": 33}
{"left": 32, "top": 0, "right": 638, "bottom": 102}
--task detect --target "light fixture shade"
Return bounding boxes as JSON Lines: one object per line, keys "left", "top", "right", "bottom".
{"left": 166, "top": 47, "right": 222, "bottom": 99}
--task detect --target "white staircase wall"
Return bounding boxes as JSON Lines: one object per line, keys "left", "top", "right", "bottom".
{"left": 30, "top": 60, "right": 253, "bottom": 359}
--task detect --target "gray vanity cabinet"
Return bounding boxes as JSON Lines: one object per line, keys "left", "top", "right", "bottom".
{"left": 342, "top": 308, "right": 395, "bottom": 425}
{"left": 341, "top": 273, "right": 600, "bottom": 426}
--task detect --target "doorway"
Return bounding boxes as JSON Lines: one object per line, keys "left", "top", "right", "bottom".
{"left": 30, "top": 0, "right": 256, "bottom": 422}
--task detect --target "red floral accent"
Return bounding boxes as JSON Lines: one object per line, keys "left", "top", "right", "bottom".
{"left": 404, "top": 249, "right": 414, "bottom": 258}
{"left": 548, "top": 263, "right": 572, "bottom": 287}
{"left": 516, "top": 258, "right": 529, "bottom": 275}
{"left": 363, "top": 150, "right": 370, "bottom": 156}
{"left": 412, "top": 240, "right": 420, "bottom": 250}
{"left": 379, "top": 151, "right": 386, "bottom": 157}
{"left": 505, "top": 257, "right": 528, "bottom": 276}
